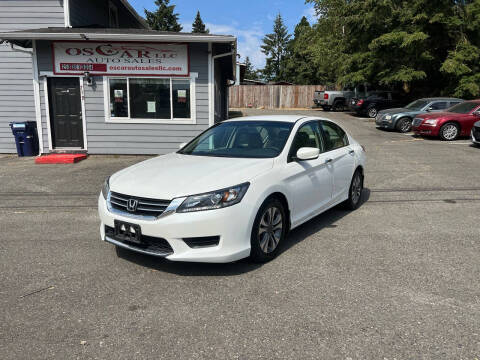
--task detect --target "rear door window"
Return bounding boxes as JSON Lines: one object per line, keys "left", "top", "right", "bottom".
{"left": 319, "top": 121, "right": 349, "bottom": 151}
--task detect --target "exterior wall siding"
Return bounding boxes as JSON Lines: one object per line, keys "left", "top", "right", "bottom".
{"left": 0, "top": 0, "right": 64, "bottom": 153}
{"left": 70, "top": 0, "right": 143, "bottom": 29}
{"left": 37, "top": 42, "right": 209, "bottom": 155}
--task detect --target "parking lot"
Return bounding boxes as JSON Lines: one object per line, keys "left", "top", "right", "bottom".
{"left": 1, "top": 109, "right": 479, "bottom": 359}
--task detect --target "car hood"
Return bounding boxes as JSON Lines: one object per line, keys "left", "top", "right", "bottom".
{"left": 378, "top": 108, "right": 408, "bottom": 116}
{"left": 417, "top": 111, "right": 452, "bottom": 120}
{"left": 109, "top": 153, "right": 274, "bottom": 199}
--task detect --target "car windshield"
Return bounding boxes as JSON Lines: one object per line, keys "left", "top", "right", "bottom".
{"left": 406, "top": 100, "right": 429, "bottom": 110}
{"left": 179, "top": 121, "right": 294, "bottom": 158}
{"left": 448, "top": 102, "right": 479, "bottom": 114}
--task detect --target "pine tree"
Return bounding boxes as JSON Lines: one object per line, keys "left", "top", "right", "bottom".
{"left": 192, "top": 11, "right": 209, "bottom": 34}
{"left": 261, "top": 13, "right": 291, "bottom": 82}
{"left": 145, "top": 0, "right": 182, "bottom": 32}
{"left": 244, "top": 56, "right": 258, "bottom": 80}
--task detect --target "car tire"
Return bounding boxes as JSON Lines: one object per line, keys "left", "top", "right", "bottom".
{"left": 332, "top": 100, "right": 344, "bottom": 112}
{"left": 396, "top": 117, "right": 412, "bottom": 133}
{"left": 322, "top": 106, "right": 331, "bottom": 112}
{"left": 439, "top": 122, "right": 460, "bottom": 141}
{"left": 342, "top": 169, "right": 364, "bottom": 210}
{"left": 367, "top": 106, "right": 378, "bottom": 118}
{"left": 250, "top": 197, "right": 288, "bottom": 263}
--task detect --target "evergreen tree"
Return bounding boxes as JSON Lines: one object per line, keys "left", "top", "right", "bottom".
{"left": 244, "top": 56, "right": 259, "bottom": 80}
{"left": 261, "top": 13, "right": 291, "bottom": 82}
{"left": 192, "top": 11, "right": 209, "bottom": 33}
{"left": 145, "top": 0, "right": 182, "bottom": 32}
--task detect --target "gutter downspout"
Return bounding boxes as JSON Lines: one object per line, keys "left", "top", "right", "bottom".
{"left": 64, "top": 0, "right": 71, "bottom": 28}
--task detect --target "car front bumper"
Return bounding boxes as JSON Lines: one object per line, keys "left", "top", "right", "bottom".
{"left": 375, "top": 116, "right": 394, "bottom": 129}
{"left": 412, "top": 124, "right": 440, "bottom": 137}
{"left": 98, "top": 194, "right": 253, "bottom": 263}
{"left": 472, "top": 128, "right": 480, "bottom": 144}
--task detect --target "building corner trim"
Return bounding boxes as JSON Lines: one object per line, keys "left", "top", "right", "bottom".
{"left": 32, "top": 40, "right": 44, "bottom": 155}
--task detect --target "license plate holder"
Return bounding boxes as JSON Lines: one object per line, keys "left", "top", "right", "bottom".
{"left": 114, "top": 220, "right": 142, "bottom": 245}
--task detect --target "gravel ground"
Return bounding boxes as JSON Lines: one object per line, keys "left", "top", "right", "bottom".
{"left": 0, "top": 109, "right": 479, "bottom": 359}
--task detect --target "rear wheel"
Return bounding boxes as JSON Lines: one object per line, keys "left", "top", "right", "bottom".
{"left": 396, "top": 117, "right": 412, "bottom": 133}
{"left": 332, "top": 100, "right": 345, "bottom": 112}
{"left": 343, "top": 170, "right": 364, "bottom": 210}
{"left": 250, "top": 198, "right": 287, "bottom": 263}
{"left": 322, "top": 106, "right": 331, "bottom": 112}
{"left": 439, "top": 122, "right": 459, "bottom": 141}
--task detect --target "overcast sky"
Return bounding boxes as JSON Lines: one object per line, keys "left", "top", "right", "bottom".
{"left": 129, "top": 0, "right": 316, "bottom": 69}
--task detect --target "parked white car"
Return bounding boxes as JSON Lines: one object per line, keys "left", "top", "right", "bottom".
{"left": 98, "top": 116, "right": 366, "bottom": 263}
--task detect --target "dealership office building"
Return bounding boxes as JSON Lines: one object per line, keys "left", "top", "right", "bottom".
{"left": 0, "top": 0, "right": 236, "bottom": 155}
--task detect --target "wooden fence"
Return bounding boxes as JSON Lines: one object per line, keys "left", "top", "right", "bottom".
{"left": 229, "top": 85, "right": 326, "bottom": 109}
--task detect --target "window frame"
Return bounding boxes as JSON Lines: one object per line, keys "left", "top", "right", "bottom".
{"left": 318, "top": 120, "right": 349, "bottom": 152}
{"left": 287, "top": 121, "right": 324, "bottom": 163}
{"left": 104, "top": 74, "right": 197, "bottom": 124}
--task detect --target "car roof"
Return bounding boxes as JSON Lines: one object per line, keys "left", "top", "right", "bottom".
{"left": 418, "top": 97, "right": 464, "bottom": 101}
{"left": 225, "top": 115, "right": 309, "bottom": 123}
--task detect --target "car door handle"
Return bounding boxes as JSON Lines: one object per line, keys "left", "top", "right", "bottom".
{"left": 325, "top": 158, "right": 333, "bottom": 164}
{"left": 348, "top": 149, "right": 355, "bottom": 155}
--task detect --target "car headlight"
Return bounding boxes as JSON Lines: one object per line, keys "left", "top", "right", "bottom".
{"left": 424, "top": 119, "right": 438, "bottom": 126}
{"left": 176, "top": 183, "right": 250, "bottom": 213}
{"left": 102, "top": 176, "right": 110, "bottom": 200}
{"left": 385, "top": 115, "right": 392, "bottom": 120}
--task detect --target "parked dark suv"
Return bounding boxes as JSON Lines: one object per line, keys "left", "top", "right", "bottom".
{"left": 350, "top": 91, "right": 405, "bottom": 118}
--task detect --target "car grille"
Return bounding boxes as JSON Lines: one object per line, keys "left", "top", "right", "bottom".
{"left": 413, "top": 118, "right": 423, "bottom": 127}
{"left": 105, "top": 225, "right": 174, "bottom": 255}
{"left": 109, "top": 191, "right": 170, "bottom": 218}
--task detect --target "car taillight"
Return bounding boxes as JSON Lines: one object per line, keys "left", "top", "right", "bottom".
{"left": 324, "top": 93, "right": 329, "bottom": 100}
{"left": 357, "top": 99, "right": 364, "bottom": 106}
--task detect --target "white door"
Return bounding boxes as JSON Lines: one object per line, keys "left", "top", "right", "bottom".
{"left": 319, "top": 121, "right": 356, "bottom": 203}
{"left": 282, "top": 121, "right": 333, "bottom": 226}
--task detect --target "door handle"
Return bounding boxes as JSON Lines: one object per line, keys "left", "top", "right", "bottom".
{"left": 325, "top": 158, "right": 333, "bottom": 164}
{"left": 348, "top": 149, "right": 355, "bottom": 154}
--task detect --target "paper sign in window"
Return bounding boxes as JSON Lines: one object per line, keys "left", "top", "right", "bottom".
{"left": 114, "top": 89, "right": 123, "bottom": 103}
{"left": 177, "top": 89, "right": 187, "bottom": 103}
{"left": 147, "top": 101, "right": 156, "bottom": 113}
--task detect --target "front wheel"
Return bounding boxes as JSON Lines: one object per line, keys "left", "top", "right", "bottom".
{"left": 367, "top": 106, "right": 378, "bottom": 118}
{"left": 396, "top": 117, "right": 412, "bottom": 133}
{"left": 343, "top": 170, "right": 364, "bottom": 210}
{"left": 250, "top": 198, "right": 287, "bottom": 263}
{"left": 439, "top": 122, "right": 459, "bottom": 141}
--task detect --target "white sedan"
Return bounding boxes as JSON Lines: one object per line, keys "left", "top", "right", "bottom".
{"left": 98, "top": 115, "right": 366, "bottom": 263}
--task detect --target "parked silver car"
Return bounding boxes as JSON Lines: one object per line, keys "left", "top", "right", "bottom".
{"left": 375, "top": 97, "right": 464, "bottom": 133}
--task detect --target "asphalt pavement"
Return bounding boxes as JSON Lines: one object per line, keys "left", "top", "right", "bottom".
{"left": 1, "top": 109, "right": 479, "bottom": 359}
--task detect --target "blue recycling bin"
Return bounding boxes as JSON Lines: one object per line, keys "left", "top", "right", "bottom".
{"left": 9, "top": 121, "right": 39, "bottom": 157}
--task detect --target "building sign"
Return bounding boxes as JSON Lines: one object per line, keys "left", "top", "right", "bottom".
{"left": 52, "top": 41, "right": 189, "bottom": 76}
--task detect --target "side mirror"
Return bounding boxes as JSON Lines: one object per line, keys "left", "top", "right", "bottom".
{"left": 296, "top": 147, "right": 320, "bottom": 161}
{"left": 474, "top": 111, "right": 480, "bottom": 117}
{"left": 426, "top": 106, "right": 434, "bottom": 112}
{"left": 179, "top": 142, "right": 187, "bottom": 149}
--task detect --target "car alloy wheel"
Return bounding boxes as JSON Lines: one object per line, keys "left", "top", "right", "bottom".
{"left": 368, "top": 107, "right": 378, "bottom": 118}
{"left": 343, "top": 170, "right": 364, "bottom": 210}
{"left": 258, "top": 206, "right": 283, "bottom": 254}
{"left": 250, "top": 198, "right": 287, "bottom": 262}
{"left": 397, "top": 118, "right": 412, "bottom": 133}
{"left": 440, "top": 123, "right": 459, "bottom": 141}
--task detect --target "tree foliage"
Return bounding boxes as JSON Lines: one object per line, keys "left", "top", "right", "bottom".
{"left": 244, "top": 56, "right": 260, "bottom": 80}
{"left": 145, "top": 0, "right": 182, "bottom": 32}
{"left": 261, "top": 14, "right": 292, "bottom": 81}
{"left": 192, "top": 11, "right": 209, "bottom": 34}
{"left": 277, "top": 0, "right": 480, "bottom": 98}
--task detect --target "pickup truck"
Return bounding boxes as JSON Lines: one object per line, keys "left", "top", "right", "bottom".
{"left": 313, "top": 85, "right": 370, "bottom": 111}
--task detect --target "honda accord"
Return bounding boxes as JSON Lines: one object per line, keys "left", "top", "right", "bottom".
{"left": 98, "top": 116, "right": 366, "bottom": 263}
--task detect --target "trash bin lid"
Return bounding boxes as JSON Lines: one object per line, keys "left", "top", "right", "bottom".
{"left": 11, "top": 123, "right": 26, "bottom": 130}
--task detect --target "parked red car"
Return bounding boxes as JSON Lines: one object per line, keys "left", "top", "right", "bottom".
{"left": 412, "top": 100, "right": 480, "bottom": 140}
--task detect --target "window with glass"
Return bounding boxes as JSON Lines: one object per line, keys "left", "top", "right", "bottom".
{"left": 320, "top": 121, "right": 349, "bottom": 151}
{"left": 108, "top": 77, "right": 192, "bottom": 121}
{"left": 288, "top": 122, "right": 323, "bottom": 161}
{"left": 429, "top": 101, "right": 448, "bottom": 110}
{"left": 179, "top": 121, "right": 294, "bottom": 158}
